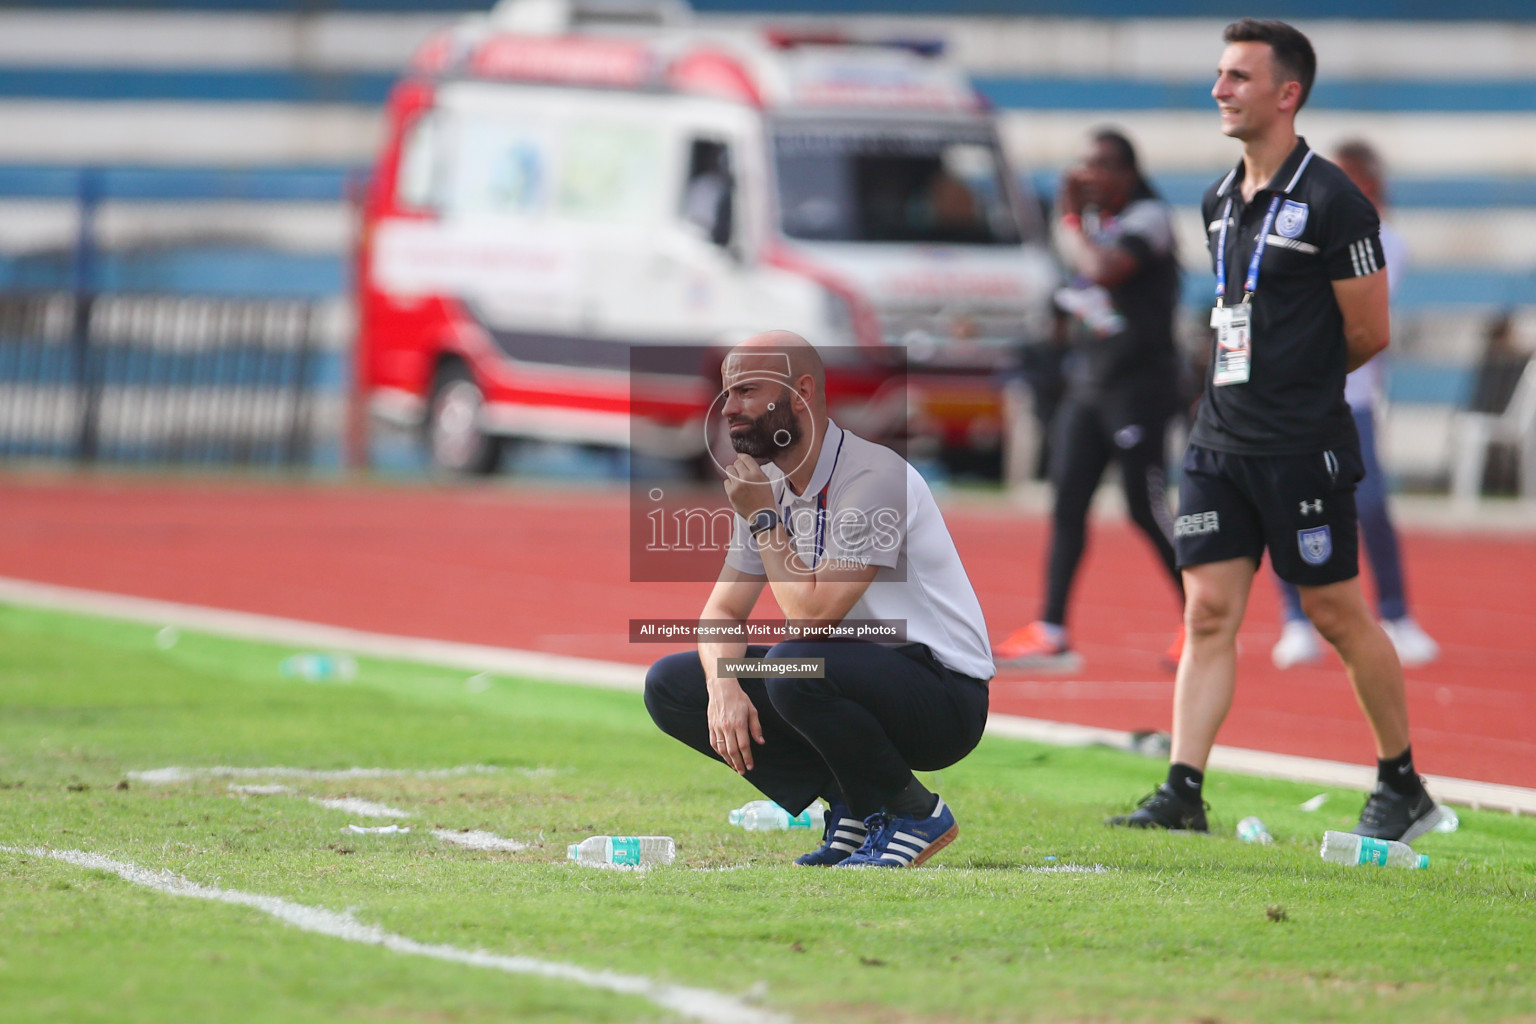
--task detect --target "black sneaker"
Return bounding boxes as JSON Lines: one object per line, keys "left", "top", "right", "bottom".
{"left": 1106, "top": 784, "right": 1209, "bottom": 832}
{"left": 1351, "top": 783, "right": 1443, "bottom": 843}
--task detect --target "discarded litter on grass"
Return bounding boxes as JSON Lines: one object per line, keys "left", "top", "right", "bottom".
{"left": 281, "top": 652, "right": 358, "bottom": 682}
{"left": 345, "top": 824, "right": 411, "bottom": 835}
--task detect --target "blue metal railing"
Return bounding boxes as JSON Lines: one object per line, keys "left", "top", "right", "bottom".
{"left": 0, "top": 167, "right": 342, "bottom": 467}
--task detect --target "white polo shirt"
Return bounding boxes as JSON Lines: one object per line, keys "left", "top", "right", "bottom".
{"left": 724, "top": 420, "right": 995, "bottom": 681}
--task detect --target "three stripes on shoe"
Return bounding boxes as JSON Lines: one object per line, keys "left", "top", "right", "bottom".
{"left": 875, "top": 828, "right": 933, "bottom": 866}
{"left": 870, "top": 798, "right": 951, "bottom": 866}
{"left": 829, "top": 815, "right": 868, "bottom": 855}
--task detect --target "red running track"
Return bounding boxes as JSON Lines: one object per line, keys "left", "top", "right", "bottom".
{"left": 1, "top": 474, "right": 1532, "bottom": 789}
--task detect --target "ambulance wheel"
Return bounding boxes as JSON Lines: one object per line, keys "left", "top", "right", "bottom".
{"left": 426, "top": 363, "right": 502, "bottom": 476}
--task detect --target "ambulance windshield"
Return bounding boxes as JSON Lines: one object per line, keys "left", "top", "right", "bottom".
{"left": 772, "top": 119, "right": 1022, "bottom": 245}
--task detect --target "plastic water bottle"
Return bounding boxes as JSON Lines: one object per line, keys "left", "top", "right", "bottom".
{"left": 1434, "top": 806, "right": 1460, "bottom": 833}
{"left": 727, "top": 800, "right": 777, "bottom": 827}
{"left": 280, "top": 652, "right": 357, "bottom": 682}
{"left": 1320, "top": 830, "right": 1428, "bottom": 869}
{"left": 567, "top": 836, "right": 675, "bottom": 867}
{"left": 728, "top": 800, "right": 825, "bottom": 831}
{"left": 1236, "top": 816, "right": 1273, "bottom": 844}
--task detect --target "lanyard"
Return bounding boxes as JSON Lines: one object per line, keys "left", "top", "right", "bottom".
{"left": 781, "top": 431, "right": 845, "bottom": 567}
{"left": 1215, "top": 192, "right": 1281, "bottom": 307}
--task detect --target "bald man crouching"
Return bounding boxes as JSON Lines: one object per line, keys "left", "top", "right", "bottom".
{"left": 644, "top": 332, "right": 994, "bottom": 867}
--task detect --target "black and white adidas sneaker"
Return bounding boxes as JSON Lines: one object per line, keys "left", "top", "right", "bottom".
{"left": 793, "top": 803, "right": 869, "bottom": 866}
{"left": 838, "top": 797, "right": 959, "bottom": 868}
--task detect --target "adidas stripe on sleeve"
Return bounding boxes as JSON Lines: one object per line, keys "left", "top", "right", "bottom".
{"left": 1328, "top": 231, "right": 1387, "bottom": 281}
{"left": 1323, "top": 182, "right": 1387, "bottom": 282}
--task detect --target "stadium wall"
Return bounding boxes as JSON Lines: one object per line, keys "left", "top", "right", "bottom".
{"left": 0, "top": 5, "right": 1531, "bottom": 480}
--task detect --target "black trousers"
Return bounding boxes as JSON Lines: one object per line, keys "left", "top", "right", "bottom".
{"left": 644, "top": 640, "right": 989, "bottom": 819}
{"left": 1043, "top": 392, "right": 1183, "bottom": 625}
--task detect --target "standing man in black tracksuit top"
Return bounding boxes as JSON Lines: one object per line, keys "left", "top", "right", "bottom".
{"left": 1109, "top": 19, "right": 1444, "bottom": 842}
{"left": 993, "top": 129, "right": 1185, "bottom": 673}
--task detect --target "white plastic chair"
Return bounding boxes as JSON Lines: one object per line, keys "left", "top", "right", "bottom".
{"left": 1449, "top": 359, "right": 1536, "bottom": 506}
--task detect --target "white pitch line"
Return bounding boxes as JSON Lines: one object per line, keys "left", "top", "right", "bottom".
{"left": 130, "top": 765, "right": 500, "bottom": 783}
{"left": 312, "top": 797, "right": 411, "bottom": 819}
{"left": 202, "top": 773, "right": 534, "bottom": 853}
{"left": 433, "top": 829, "right": 528, "bottom": 852}
{"left": 0, "top": 576, "right": 645, "bottom": 691}
{"left": 5, "top": 575, "right": 1535, "bottom": 815}
{"left": 4, "top": 846, "right": 790, "bottom": 1024}
{"left": 983, "top": 714, "right": 1536, "bottom": 816}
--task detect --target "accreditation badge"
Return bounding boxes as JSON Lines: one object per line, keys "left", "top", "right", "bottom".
{"left": 1210, "top": 304, "right": 1252, "bottom": 386}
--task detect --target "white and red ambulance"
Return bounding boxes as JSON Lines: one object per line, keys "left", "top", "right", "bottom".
{"left": 357, "top": 0, "right": 1058, "bottom": 473}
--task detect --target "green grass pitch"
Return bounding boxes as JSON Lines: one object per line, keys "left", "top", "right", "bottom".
{"left": 1, "top": 602, "right": 1534, "bottom": 1023}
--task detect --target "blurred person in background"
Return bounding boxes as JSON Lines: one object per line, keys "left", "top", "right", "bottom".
{"left": 1015, "top": 330, "right": 1068, "bottom": 481}
{"left": 993, "top": 129, "right": 1185, "bottom": 672}
{"left": 1270, "top": 140, "right": 1439, "bottom": 669}
{"left": 918, "top": 168, "right": 992, "bottom": 244}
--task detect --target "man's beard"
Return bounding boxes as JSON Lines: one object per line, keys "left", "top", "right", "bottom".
{"left": 728, "top": 392, "right": 802, "bottom": 459}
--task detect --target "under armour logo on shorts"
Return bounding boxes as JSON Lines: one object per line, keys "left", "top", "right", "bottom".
{"left": 1175, "top": 512, "right": 1220, "bottom": 537}
{"left": 1299, "top": 499, "right": 1323, "bottom": 515}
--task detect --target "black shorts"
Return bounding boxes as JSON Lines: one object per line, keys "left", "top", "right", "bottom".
{"left": 1174, "top": 443, "right": 1363, "bottom": 586}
